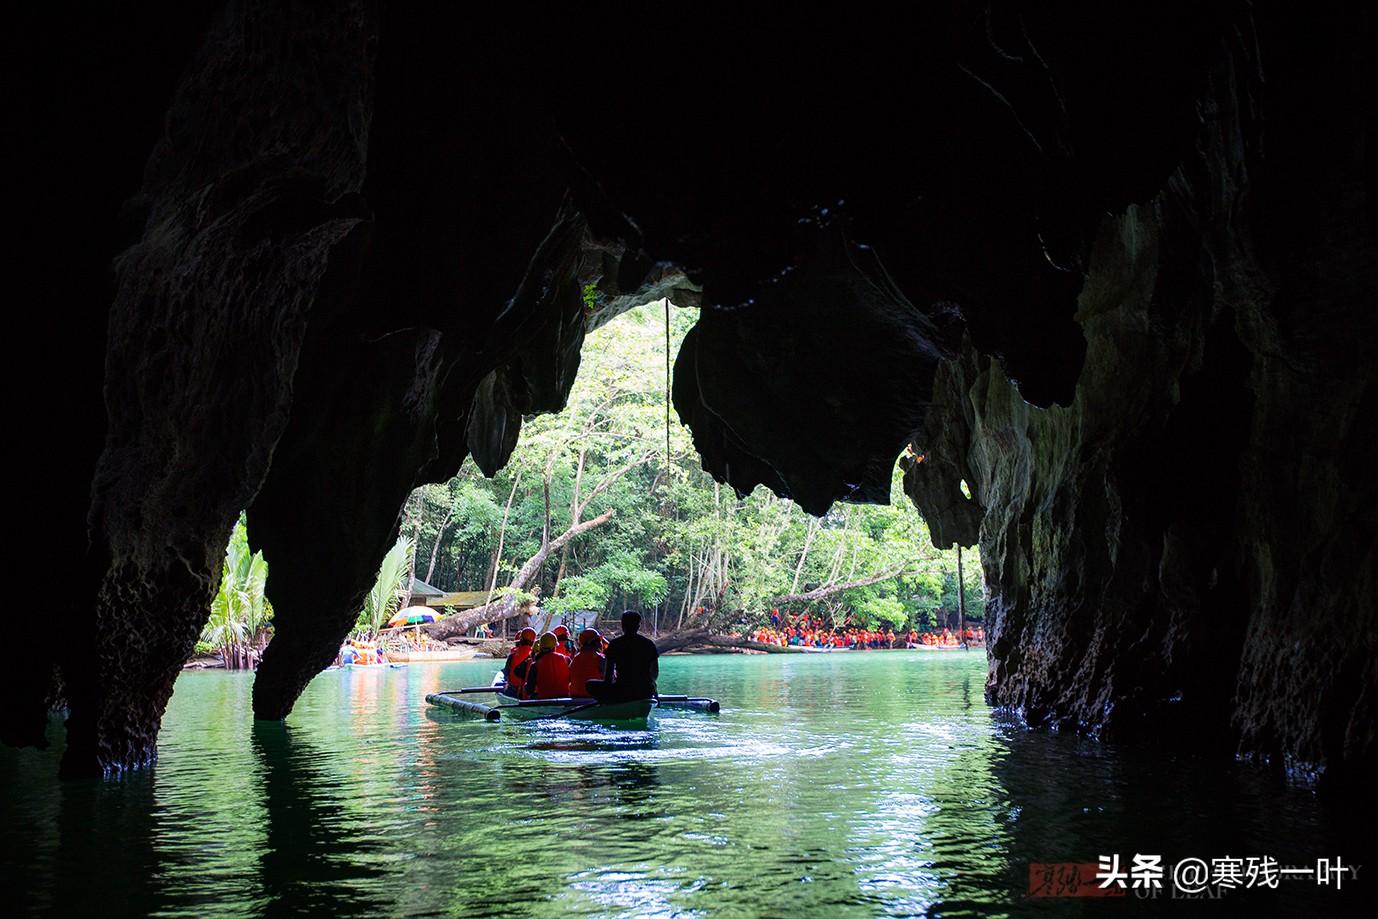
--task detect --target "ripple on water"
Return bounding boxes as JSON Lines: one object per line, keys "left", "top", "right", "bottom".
{"left": 1, "top": 654, "right": 1361, "bottom": 918}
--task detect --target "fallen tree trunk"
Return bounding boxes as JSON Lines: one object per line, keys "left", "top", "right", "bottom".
{"left": 423, "top": 596, "right": 522, "bottom": 642}
{"left": 655, "top": 628, "right": 804, "bottom": 654}
{"left": 422, "top": 509, "right": 615, "bottom": 641}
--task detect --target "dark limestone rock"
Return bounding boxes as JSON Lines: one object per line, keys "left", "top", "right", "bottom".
{"left": 6, "top": 3, "right": 215, "bottom": 757}
{"left": 8, "top": 1, "right": 1373, "bottom": 790}
{"left": 900, "top": 397, "right": 983, "bottom": 552}
{"left": 674, "top": 227, "right": 961, "bottom": 515}
{"left": 464, "top": 203, "right": 593, "bottom": 477}
{"left": 60, "top": 0, "right": 380, "bottom": 776}
{"left": 911, "top": 32, "right": 1377, "bottom": 786}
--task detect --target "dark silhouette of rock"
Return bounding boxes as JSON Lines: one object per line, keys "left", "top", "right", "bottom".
{"left": 8, "top": 2, "right": 1372, "bottom": 788}
{"left": 904, "top": 17, "right": 1376, "bottom": 791}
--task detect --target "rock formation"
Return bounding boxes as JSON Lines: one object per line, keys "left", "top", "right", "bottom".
{"left": 8, "top": 2, "right": 1372, "bottom": 788}
{"left": 901, "top": 19, "right": 1376, "bottom": 788}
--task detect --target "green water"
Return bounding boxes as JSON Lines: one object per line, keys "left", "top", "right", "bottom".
{"left": 2, "top": 652, "right": 1361, "bottom": 917}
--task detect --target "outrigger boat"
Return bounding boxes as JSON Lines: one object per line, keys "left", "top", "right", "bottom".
{"left": 425, "top": 676, "right": 720, "bottom": 723}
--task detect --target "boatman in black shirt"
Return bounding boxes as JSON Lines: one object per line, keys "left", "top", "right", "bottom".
{"left": 585, "top": 610, "right": 659, "bottom": 702}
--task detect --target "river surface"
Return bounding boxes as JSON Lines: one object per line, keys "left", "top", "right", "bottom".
{"left": 2, "top": 652, "right": 1364, "bottom": 917}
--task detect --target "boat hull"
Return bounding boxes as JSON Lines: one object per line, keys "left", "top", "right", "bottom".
{"left": 386, "top": 648, "right": 478, "bottom": 663}
{"left": 495, "top": 692, "right": 654, "bottom": 722}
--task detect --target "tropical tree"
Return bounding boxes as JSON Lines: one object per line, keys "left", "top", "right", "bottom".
{"left": 356, "top": 535, "right": 414, "bottom": 638}
{"left": 200, "top": 516, "right": 272, "bottom": 669}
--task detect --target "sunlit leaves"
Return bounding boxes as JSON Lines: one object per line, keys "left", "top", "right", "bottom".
{"left": 356, "top": 535, "right": 413, "bottom": 637}
{"left": 200, "top": 515, "right": 272, "bottom": 660}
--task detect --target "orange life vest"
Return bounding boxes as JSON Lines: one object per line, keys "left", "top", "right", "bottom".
{"left": 568, "top": 649, "right": 605, "bottom": 698}
{"left": 505, "top": 644, "right": 533, "bottom": 697}
{"left": 528, "top": 650, "right": 572, "bottom": 699}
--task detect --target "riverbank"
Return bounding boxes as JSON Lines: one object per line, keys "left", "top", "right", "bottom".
{"left": 664, "top": 644, "right": 985, "bottom": 655}
{"left": 184, "top": 646, "right": 494, "bottom": 670}
{"left": 186, "top": 636, "right": 983, "bottom": 669}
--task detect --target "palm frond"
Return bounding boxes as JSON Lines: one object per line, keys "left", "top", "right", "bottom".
{"left": 358, "top": 536, "right": 414, "bottom": 637}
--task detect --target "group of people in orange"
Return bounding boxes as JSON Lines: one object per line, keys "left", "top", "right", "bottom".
{"left": 913, "top": 626, "right": 985, "bottom": 647}
{"left": 501, "top": 624, "right": 607, "bottom": 699}
{"left": 748, "top": 610, "right": 985, "bottom": 650}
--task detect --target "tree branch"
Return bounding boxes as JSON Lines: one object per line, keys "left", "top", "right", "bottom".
{"left": 574, "top": 449, "right": 654, "bottom": 518}
{"left": 422, "top": 509, "right": 616, "bottom": 641}
{"left": 484, "top": 472, "right": 522, "bottom": 606}
{"left": 790, "top": 517, "right": 819, "bottom": 595}
{"left": 768, "top": 566, "right": 912, "bottom": 605}
{"left": 423, "top": 500, "right": 456, "bottom": 585}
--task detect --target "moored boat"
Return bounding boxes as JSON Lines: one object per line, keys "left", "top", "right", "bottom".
{"left": 386, "top": 647, "right": 478, "bottom": 663}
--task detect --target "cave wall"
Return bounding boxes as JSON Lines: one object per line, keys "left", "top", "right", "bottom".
{"left": 904, "top": 27, "right": 1376, "bottom": 785}
{"left": 13, "top": 2, "right": 667, "bottom": 775}
{"left": 66, "top": 0, "right": 380, "bottom": 776}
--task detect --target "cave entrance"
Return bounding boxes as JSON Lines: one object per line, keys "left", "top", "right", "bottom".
{"left": 354, "top": 298, "right": 984, "bottom": 659}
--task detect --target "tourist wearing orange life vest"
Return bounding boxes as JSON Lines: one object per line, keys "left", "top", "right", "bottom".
{"left": 552, "top": 624, "right": 575, "bottom": 657}
{"left": 524, "top": 632, "right": 572, "bottom": 699}
{"left": 567, "top": 628, "right": 606, "bottom": 697}
{"left": 503, "top": 628, "right": 538, "bottom": 698}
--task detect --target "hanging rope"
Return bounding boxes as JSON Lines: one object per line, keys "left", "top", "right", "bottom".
{"left": 664, "top": 297, "right": 672, "bottom": 479}
{"left": 660, "top": 297, "right": 673, "bottom": 635}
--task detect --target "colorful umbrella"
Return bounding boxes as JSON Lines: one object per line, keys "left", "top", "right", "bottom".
{"left": 387, "top": 605, "right": 439, "bottom": 628}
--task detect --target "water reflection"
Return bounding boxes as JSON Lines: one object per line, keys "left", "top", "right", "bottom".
{"left": 55, "top": 768, "right": 164, "bottom": 916}
{"left": 1, "top": 655, "right": 1362, "bottom": 917}
{"left": 1, "top": 720, "right": 213, "bottom": 917}
{"left": 251, "top": 721, "right": 385, "bottom": 916}
{"left": 988, "top": 720, "right": 1371, "bottom": 916}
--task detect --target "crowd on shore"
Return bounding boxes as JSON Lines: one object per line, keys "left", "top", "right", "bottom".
{"left": 747, "top": 621, "right": 985, "bottom": 649}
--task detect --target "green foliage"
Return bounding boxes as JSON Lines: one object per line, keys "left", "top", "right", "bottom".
{"left": 491, "top": 585, "right": 537, "bottom": 607}
{"left": 545, "top": 575, "right": 609, "bottom": 613}
{"left": 852, "top": 594, "right": 907, "bottom": 629}
{"left": 356, "top": 535, "right": 413, "bottom": 637}
{"left": 581, "top": 282, "right": 602, "bottom": 314}
{"left": 201, "top": 516, "right": 272, "bottom": 664}
{"left": 910, "top": 608, "right": 932, "bottom": 631}
{"left": 589, "top": 551, "right": 669, "bottom": 606}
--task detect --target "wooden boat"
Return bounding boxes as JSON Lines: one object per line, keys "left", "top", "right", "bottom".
{"left": 385, "top": 647, "right": 478, "bottom": 663}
